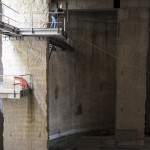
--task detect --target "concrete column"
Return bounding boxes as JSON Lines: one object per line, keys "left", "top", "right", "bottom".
{"left": 3, "top": 97, "right": 31, "bottom": 150}
{"left": 2, "top": 37, "right": 48, "bottom": 150}
{"left": 116, "top": 8, "right": 149, "bottom": 144}
{"left": 0, "top": 0, "right": 3, "bottom": 76}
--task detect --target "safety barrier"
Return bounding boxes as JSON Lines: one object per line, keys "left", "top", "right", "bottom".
{"left": 0, "top": 1, "right": 66, "bottom": 34}
{"left": 0, "top": 74, "right": 32, "bottom": 98}
{"left": 0, "top": 1, "right": 19, "bottom": 27}
{"left": 19, "top": 11, "right": 66, "bottom": 33}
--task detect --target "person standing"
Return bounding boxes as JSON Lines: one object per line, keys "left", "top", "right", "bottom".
{"left": 50, "top": 12, "right": 57, "bottom": 28}
{"left": 50, "top": 3, "right": 63, "bottom": 29}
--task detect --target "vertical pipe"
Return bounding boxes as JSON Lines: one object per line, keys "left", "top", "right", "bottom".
{"left": 66, "top": 1, "right": 68, "bottom": 33}
{"left": 32, "top": 12, "right": 33, "bottom": 33}
{"left": 57, "top": 12, "right": 60, "bottom": 33}
{"left": 64, "top": 16, "right": 66, "bottom": 32}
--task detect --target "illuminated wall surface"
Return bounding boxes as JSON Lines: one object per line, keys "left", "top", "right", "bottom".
{"left": 2, "top": 0, "right": 49, "bottom": 150}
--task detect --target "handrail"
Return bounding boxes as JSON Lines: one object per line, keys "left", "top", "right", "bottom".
{"left": 0, "top": 12, "right": 18, "bottom": 23}
{"left": 0, "top": 74, "right": 31, "bottom": 77}
{"left": 0, "top": 1, "right": 66, "bottom": 34}
{"left": 22, "top": 11, "right": 64, "bottom": 14}
{"left": 20, "top": 12, "right": 64, "bottom": 17}
{"left": 0, "top": 2, "right": 19, "bottom": 27}
{"left": 18, "top": 11, "right": 66, "bottom": 31}
{"left": 0, "top": 1, "right": 19, "bottom": 14}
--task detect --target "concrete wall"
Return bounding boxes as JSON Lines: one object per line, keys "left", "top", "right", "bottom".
{"left": 0, "top": 1, "right": 3, "bottom": 149}
{"left": 120, "top": 0, "right": 150, "bottom": 8}
{"left": 61, "top": 0, "right": 113, "bottom": 9}
{"left": 62, "top": 0, "right": 150, "bottom": 9}
{"left": 116, "top": 8, "right": 149, "bottom": 143}
{"left": 2, "top": 0, "right": 49, "bottom": 150}
{"left": 145, "top": 10, "right": 150, "bottom": 136}
{"left": 0, "top": 0, "right": 2, "bottom": 76}
{"left": 49, "top": 10, "right": 117, "bottom": 139}
{"left": 0, "top": 37, "right": 2, "bottom": 76}
{"left": 2, "top": 38, "right": 48, "bottom": 150}
{"left": 3, "top": 97, "right": 31, "bottom": 150}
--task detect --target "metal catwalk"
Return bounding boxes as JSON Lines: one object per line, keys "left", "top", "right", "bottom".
{"left": 0, "top": 2, "right": 73, "bottom": 50}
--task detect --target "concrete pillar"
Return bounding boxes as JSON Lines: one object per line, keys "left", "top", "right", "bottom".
{"left": 116, "top": 8, "right": 149, "bottom": 144}
{"left": 3, "top": 97, "right": 31, "bottom": 150}
{"left": 0, "top": 0, "right": 3, "bottom": 76}
{"left": 2, "top": 37, "right": 48, "bottom": 150}
{"left": 0, "top": 1, "right": 3, "bottom": 149}
{"left": 1, "top": 0, "right": 49, "bottom": 149}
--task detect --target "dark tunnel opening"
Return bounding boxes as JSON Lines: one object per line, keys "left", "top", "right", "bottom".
{"left": 114, "top": 0, "right": 120, "bottom": 8}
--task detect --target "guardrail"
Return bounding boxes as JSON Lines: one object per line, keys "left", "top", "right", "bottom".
{"left": 0, "top": 1, "right": 66, "bottom": 32}
{"left": 0, "top": 2, "right": 68, "bottom": 36}
{"left": 19, "top": 11, "right": 66, "bottom": 33}
{"left": 0, "top": 74, "right": 32, "bottom": 98}
{"left": 0, "top": 1, "right": 19, "bottom": 27}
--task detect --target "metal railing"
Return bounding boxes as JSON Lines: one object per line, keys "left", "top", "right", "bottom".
{"left": 0, "top": 1, "right": 19, "bottom": 27}
{"left": 0, "top": 2, "right": 68, "bottom": 36}
{"left": 0, "top": 74, "right": 32, "bottom": 97}
{"left": 0, "top": 1, "right": 66, "bottom": 33}
{"left": 19, "top": 11, "right": 66, "bottom": 33}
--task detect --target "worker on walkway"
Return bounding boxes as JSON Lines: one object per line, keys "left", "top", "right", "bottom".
{"left": 50, "top": 14, "right": 57, "bottom": 28}
{"left": 50, "top": 3, "right": 63, "bottom": 29}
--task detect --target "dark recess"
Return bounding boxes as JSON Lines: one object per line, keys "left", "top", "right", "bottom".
{"left": 114, "top": 0, "right": 120, "bottom": 8}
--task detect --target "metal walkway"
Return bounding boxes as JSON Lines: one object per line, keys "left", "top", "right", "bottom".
{"left": 0, "top": 23, "right": 62, "bottom": 37}
{"left": 0, "top": 21, "right": 73, "bottom": 50}
{"left": 19, "top": 28, "right": 62, "bottom": 36}
{"left": 0, "top": 2, "right": 73, "bottom": 50}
